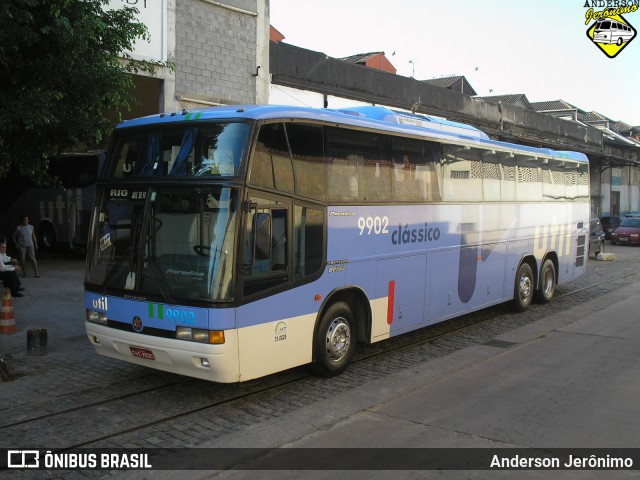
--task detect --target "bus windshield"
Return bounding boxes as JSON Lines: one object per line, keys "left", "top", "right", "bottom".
{"left": 85, "top": 186, "right": 238, "bottom": 302}
{"left": 108, "top": 122, "right": 251, "bottom": 178}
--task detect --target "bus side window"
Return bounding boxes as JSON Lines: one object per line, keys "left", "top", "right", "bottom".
{"left": 440, "top": 145, "right": 483, "bottom": 202}
{"left": 254, "top": 213, "right": 272, "bottom": 263}
{"left": 286, "top": 123, "right": 327, "bottom": 202}
{"left": 391, "top": 137, "right": 440, "bottom": 202}
{"left": 294, "top": 205, "right": 324, "bottom": 279}
{"left": 271, "top": 209, "right": 287, "bottom": 271}
{"left": 250, "top": 142, "right": 275, "bottom": 189}
{"left": 249, "top": 124, "right": 294, "bottom": 192}
{"left": 542, "top": 159, "right": 566, "bottom": 201}
{"left": 326, "top": 127, "right": 389, "bottom": 202}
{"left": 242, "top": 198, "right": 289, "bottom": 296}
{"left": 516, "top": 155, "right": 543, "bottom": 201}
{"left": 329, "top": 156, "right": 360, "bottom": 200}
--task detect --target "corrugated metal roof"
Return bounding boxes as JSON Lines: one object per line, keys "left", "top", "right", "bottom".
{"left": 611, "top": 120, "right": 633, "bottom": 133}
{"left": 339, "top": 52, "right": 385, "bottom": 63}
{"left": 422, "top": 76, "right": 477, "bottom": 96}
{"left": 530, "top": 99, "right": 578, "bottom": 112}
{"left": 531, "top": 102, "right": 639, "bottom": 141}
{"left": 584, "top": 111, "right": 608, "bottom": 123}
{"left": 476, "top": 94, "right": 534, "bottom": 110}
{"left": 422, "top": 75, "right": 464, "bottom": 88}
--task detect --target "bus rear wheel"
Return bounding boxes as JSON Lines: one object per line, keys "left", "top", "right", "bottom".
{"left": 511, "top": 262, "right": 534, "bottom": 312}
{"left": 312, "top": 301, "right": 356, "bottom": 377}
{"left": 535, "top": 259, "right": 556, "bottom": 304}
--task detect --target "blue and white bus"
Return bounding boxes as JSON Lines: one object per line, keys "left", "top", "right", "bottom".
{"left": 0, "top": 152, "right": 101, "bottom": 252}
{"left": 84, "top": 105, "right": 590, "bottom": 382}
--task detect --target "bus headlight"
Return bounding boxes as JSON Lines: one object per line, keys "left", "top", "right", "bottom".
{"left": 176, "top": 327, "right": 225, "bottom": 344}
{"left": 86, "top": 309, "right": 108, "bottom": 325}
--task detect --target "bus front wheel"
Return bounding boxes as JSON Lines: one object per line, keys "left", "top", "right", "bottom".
{"left": 312, "top": 301, "right": 356, "bottom": 377}
{"left": 511, "top": 262, "right": 534, "bottom": 312}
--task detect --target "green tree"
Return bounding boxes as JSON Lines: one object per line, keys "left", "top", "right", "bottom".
{"left": 0, "top": 0, "right": 164, "bottom": 185}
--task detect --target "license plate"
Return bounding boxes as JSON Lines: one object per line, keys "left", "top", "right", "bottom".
{"left": 619, "top": 238, "right": 629, "bottom": 242}
{"left": 130, "top": 346, "right": 155, "bottom": 360}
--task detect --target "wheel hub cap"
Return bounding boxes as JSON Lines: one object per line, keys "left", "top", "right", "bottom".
{"left": 520, "top": 275, "right": 533, "bottom": 302}
{"left": 326, "top": 318, "right": 351, "bottom": 362}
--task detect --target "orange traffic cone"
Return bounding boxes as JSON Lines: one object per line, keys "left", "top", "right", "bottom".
{"left": 0, "top": 288, "right": 17, "bottom": 335}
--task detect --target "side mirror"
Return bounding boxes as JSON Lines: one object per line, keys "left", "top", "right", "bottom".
{"left": 255, "top": 212, "right": 272, "bottom": 260}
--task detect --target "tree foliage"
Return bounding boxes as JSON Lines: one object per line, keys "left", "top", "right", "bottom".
{"left": 0, "top": 0, "right": 163, "bottom": 185}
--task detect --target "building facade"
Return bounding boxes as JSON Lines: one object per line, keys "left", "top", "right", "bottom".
{"left": 108, "top": 0, "right": 269, "bottom": 118}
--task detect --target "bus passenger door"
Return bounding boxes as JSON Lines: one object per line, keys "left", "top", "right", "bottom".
{"left": 242, "top": 195, "right": 289, "bottom": 296}
{"left": 237, "top": 194, "right": 318, "bottom": 380}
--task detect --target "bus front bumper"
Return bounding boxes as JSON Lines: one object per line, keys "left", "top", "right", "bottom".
{"left": 85, "top": 322, "right": 241, "bottom": 383}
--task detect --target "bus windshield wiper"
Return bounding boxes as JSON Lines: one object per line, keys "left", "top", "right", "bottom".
{"left": 141, "top": 268, "right": 175, "bottom": 304}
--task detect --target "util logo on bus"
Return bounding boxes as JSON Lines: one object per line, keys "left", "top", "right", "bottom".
{"left": 534, "top": 217, "right": 573, "bottom": 258}
{"left": 39, "top": 191, "right": 79, "bottom": 227}
{"left": 92, "top": 296, "right": 108, "bottom": 311}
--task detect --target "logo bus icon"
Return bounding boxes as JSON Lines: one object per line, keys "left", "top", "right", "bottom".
{"left": 587, "top": 15, "right": 636, "bottom": 58}
{"left": 8, "top": 450, "right": 40, "bottom": 468}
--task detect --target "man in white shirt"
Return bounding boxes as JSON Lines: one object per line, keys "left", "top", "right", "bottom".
{"left": 13, "top": 216, "right": 40, "bottom": 278}
{"left": 0, "top": 238, "right": 23, "bottom": 297}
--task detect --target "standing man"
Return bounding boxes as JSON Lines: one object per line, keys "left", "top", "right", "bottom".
{"left": 13, "top": 215, "right": 40, "bottom": 278}
{"left": 0, "top": 238, "right": 24, "bottom": 297}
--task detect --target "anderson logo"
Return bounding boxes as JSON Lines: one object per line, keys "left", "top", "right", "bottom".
{"left": 584, "top": 1, "right": 638, "bottom": 58}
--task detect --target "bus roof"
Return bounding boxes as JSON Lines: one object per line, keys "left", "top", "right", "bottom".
{"left": 117, "top": 104, "right": 588, "bottom": 164}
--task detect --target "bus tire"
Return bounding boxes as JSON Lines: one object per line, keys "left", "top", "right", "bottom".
{"left": 312, "top": 301, "right": 356, "bottom": 377}
{"left": 535, "top": 259, "right": 556, "bottom": 304}
{"left": 511, "top": 262, "right": 534, "bottom": 312}
{"left": 38, "top": 223, "right": 56, "bottom": 251}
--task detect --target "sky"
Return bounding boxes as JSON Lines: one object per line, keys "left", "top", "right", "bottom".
{"left": 270, "top": 0, "right": 640, "bottom": 126}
